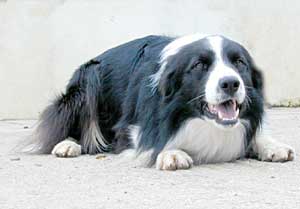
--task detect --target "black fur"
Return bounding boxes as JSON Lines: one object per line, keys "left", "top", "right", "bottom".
{"left": 32, "top": 35, "right": 264, "bottom": 165}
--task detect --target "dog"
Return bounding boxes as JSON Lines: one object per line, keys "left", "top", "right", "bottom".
{"left": 31, "top": 34, "right": 295, "bottom": 170}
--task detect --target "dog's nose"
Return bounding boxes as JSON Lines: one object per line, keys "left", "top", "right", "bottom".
{"left": 219, "top": 76, "right": 240, "bottom": 95}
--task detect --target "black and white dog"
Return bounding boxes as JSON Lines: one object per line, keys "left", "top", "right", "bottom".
{"left": 32, "top": 34, "right": 295, "bottom": 170}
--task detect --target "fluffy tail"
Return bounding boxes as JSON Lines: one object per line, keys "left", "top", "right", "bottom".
{"left": 29, "top": 60, "right": 108, "bottom": 154}
{"left": 31, "top": 92, "right": 82, "bottom": 153}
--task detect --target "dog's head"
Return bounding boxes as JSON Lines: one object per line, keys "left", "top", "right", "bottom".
{"left": 152, "top": 34, "right": 264, "bottom": 128}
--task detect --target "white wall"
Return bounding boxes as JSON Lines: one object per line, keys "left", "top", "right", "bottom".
{"left": 1, "top": 0, "right": 300, "bottom": 119}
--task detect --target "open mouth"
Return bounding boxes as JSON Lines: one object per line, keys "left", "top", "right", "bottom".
{"left": 203, "top": 99, "right": 240, "bottom": 126}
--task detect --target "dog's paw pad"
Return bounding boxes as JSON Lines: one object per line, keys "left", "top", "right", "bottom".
{"left": 156, "top": 150, "right": 193, "bottom": 170}
{"left": 260, "top": 143, "right": 295, "bottom": 162}
{"left": 51, "top": 139, "right": 81, "bottom": 158}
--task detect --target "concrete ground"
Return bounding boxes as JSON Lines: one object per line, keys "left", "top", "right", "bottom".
{"left": 0, "top": 108, "right": 300, "bottom": 209}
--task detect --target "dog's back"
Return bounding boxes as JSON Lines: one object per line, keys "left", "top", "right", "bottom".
{"left": 31, "top": 35, "right": 172, "bottom": 154}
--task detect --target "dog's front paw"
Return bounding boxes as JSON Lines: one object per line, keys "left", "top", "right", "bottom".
{"left": 156, "top": 150, "right": 193, "bottom": 170}
{"left": 51, "top": 138, "right": 81, "bottom": 158}
{"left": 259, "top": 142, "right": 295, "bottom": 162}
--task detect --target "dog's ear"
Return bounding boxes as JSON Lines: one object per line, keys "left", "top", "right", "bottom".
{"left": 159, "top": 69, "right": 182, "bottom": 101}
{"left": 251, "top": 64, "right": 264, "bottom": 96}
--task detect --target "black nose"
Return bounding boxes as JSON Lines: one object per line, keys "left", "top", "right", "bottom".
{"left": 219, "top": 76, "right": 240, "bottom": 95}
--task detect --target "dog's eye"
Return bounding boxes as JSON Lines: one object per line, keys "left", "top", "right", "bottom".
{"left": 234, "top": 58, "right": 245, "bottom": 66}
{"left": 233, "top": 58, "right": 248, "bottom": 71}
{"left": 192, "top": 60, "right": 209, "bottom": 71}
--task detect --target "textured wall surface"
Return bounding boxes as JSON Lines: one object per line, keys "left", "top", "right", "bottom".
{"left": 1, "top": 0, "right": 300, "bottom": 119}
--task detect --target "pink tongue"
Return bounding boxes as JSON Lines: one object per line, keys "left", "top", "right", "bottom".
{"left": 215, "top": 103, "right": 236, "bottom": 119}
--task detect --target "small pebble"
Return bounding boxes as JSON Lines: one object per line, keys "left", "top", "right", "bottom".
{"left": 10, "top": 157, "right": 20, "bottom": 161}
{"left": 23, "top": 126, "right": 29, "bottom": 129}
{"left": 96, "top": 154, "right": 106, "bottom": 160}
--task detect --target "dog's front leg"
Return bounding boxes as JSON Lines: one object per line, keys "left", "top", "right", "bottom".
{"left": 252, "top": 126, "right": 295, "bottom": 162}
{"left": 156, "top": 150, "right": 194, "bottom": 170}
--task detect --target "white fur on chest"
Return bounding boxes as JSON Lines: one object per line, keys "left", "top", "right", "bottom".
{"left": 164, "top": 119, "right": 246, "bottom": 164}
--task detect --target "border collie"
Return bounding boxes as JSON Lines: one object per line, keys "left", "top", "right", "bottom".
{"left": 31, "top": 34, "right": 295, "bottom": 170}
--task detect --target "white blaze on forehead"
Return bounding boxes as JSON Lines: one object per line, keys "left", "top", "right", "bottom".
{"left": 206, "top": 35, "right": 223, "bottom": 60}
{"left": 149, "top": 33, "right": 208, "bottom": 91}
{"left": 205, "top": 36, "right": 246, "bottom": 104}
{"left": 160, "top": 33, "right": 208, "bottom": 63}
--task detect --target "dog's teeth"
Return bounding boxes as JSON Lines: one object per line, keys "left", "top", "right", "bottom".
{"left": 208, "top": 104, "right": 218, "bottom": 114}
{"left": 233, "top": 100, "right": 237, "bottom": 110}
{"left": 218, "top": 111, "right": 222, "bottom": 119}
{"left": 235, "top": 108, "right": 240, "bottom": 118}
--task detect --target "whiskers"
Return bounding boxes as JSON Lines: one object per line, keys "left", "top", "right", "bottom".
{"left": 243, "top": 85, "right": 253, "bottom": 109}
{"left": 243, "top": 94, "right": 252, "bottom": 109}
{"left": 245, "top": 85, "right": 254, "bottom": 90}
{"left": 186, "top": 86, "right": 254, "bottom": 109}
{"left": 187, "top": 93, "right": 205, "bottom": 104}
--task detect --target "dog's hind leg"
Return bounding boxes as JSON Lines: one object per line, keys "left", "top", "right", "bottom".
{"left": 31, "top": 60, "right": 108, "bottom": 156}
{"left": 51, "top": 137, "right": 82, "bottom": 157}
{"left": 31, "top": 78, "right": 85, "bottom": 156}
